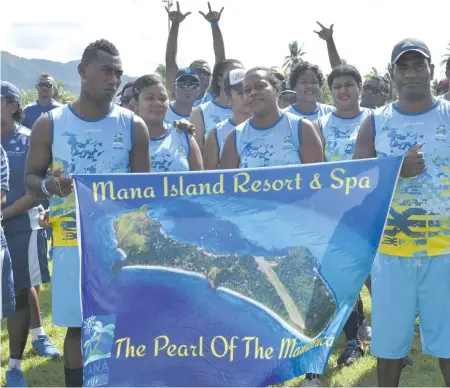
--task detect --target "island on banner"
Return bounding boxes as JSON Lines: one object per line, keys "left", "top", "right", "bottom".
{"left": 73, "top": 156, "right": 402, "bottom": 387}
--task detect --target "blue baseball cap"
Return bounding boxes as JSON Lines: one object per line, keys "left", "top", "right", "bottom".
{"left": 175, "top": 67, "right": 200, "bottom": 83}
{"left": 391, "top": 38, "right": 431, "bottom": 65}
{"left": 1, "top": 81, "right": 21, "bottom": 105}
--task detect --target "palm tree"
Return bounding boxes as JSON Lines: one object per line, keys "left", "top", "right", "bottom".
{"left": 53, "top": 80, "right": 76, "bottom": 104}
{"left": 440, "top": 41, "right": 450, "bottom": 69}
{"left": 431, "top": 79, "right": 440, "bottom": 96}
{"left": 155, "top": 64, "right": 167, "bottom": 84}
{"left": 282, "top": 41, "right": 306, "bottom": 74}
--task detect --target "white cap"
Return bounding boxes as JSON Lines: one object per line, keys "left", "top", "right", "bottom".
{"left": 227, "top": 68, "right": 246, "bottom": 91}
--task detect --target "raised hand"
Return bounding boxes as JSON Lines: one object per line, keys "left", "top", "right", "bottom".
{"left": 400, "top": 144, "right": 425, "bottom": 178}
{"left": 166, "top": 1, "right": 191, "bottom": 24}
{"left": 314, "top": 22, "right": 334, "bottom": 42}
{"left": 199, "top": 2, "right": 224, "bottom": 24}
{"left": 173, "top": 119, "right": 195, "bottom": 136}
{"left": 45, "top": 168, "right": 74, "bottom": 198}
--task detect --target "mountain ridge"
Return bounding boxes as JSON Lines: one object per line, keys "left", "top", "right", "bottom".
{"left": 1, "top": 51, "right": 137, "bottom": 94}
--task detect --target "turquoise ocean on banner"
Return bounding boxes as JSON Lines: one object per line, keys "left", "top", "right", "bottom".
{"left": 73, "top": 156, "right": 402, "bottom": 387}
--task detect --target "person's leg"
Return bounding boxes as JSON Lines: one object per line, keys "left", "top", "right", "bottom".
{"left": 417, "top": 255, "right": 450, "bottom": 386}
{"left": 28, "top": 229, "right": 60, "bottom": 357}
{"left": 52, "top": 246, "right": 84, "bottom": 387}
{"left": 338, "top": 298, "right": 364, "bottom": 366}
{"left": 371, "top": 254, "right": 417, "bottom": 387}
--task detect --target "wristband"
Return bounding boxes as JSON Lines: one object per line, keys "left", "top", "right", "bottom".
{"left": 41, "top": 179, "right": 52, "bottom": 197}
{"left": 211, "top": 22, "right": 218, "bottom": 27}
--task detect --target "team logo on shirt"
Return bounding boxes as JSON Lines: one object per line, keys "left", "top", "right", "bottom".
{"left": 434, "top": 125, "right": 447, "bottom": 141}
{"left": 281, "top": 136, "right": 294, "bottom": 149}
{"left": 113, "top": 132, "right": 124, "bottom": 149}
{"left": 177, "top": 146, "right": 187, "bottom": 158}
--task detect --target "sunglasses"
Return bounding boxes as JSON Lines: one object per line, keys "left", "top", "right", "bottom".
{"left": 37, "top": 82, "right": 53, "bottom": 88}
{"left": 176, "top": 81, "right": 200, "bottom": 90}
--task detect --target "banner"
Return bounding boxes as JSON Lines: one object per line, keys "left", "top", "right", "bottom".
{"left": 74, "top": 157, "right": 402, "bottom": 387}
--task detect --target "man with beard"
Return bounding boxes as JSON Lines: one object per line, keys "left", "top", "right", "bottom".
{"left": 353, "top": 38, "right": 450, "bottom": 387}
{"left": 25, "top": 39, "right": 150, "bottom": 387}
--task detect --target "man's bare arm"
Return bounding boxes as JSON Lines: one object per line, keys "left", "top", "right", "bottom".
{"left": 130, "top": 116, "right": 151, "bottom": 173}
{"left": 199, "top": 2, "right": 226, "bottom": 64}
{"left": 353, "top": 115, "right": 377, "bottom": 159}
{"left": 189, "top": 107, "right": 206, "bottom": 152}
{"left": 314, "top": 22, "right": 342, "bottom": 69}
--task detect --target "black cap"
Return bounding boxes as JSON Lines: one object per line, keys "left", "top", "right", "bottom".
{"left": 391, "top": 38, "right": 431, "bottom": 65}
{"left": 1, "top": 81, "right": 22, "bottom": 105}
{"left": 174, "top": 67, "right": 200, "bottom": 83}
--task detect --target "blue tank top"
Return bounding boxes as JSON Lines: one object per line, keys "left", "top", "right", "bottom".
{"left": 319, "top": 108, "right": 373, "bottom": 161}
{"left": 150, "top": 124, "right": 190, "bottom": 172}
{"left": 49, "top": 104, "right": 134, "bottom": 247}
{"left": 165, "top": 104, "right": 190, "bottom": 124}
{"left": 1, "top": 125, "right": 44, "bottom": 232}
{"left": 284, "top": 103, "right": 335, "bottom": 123}
{"left": 373, "top": 99, "right": 450, "bottom": 258}
{"left": 193, "top": 91, "right": 215, "bottom": 107}
{"left": 214, "top": 119, "right": 236, "bottom": 158}
{"left": 199, "top": 101, "right": 233, "bottom": 136}
{"left": 235, "top": 113, "right": 302, "bottom": 169}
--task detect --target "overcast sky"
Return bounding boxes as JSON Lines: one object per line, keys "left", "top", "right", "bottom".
{"left": 1, "top": 0, "right": 449, "bottom": 79}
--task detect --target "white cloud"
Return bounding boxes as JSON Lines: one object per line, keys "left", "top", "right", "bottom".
{"left": 1, "top": 0, "right": 448, "bottom": 77}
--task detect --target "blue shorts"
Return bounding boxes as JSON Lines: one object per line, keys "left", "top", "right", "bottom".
{"left": 52, "top": 246, "right": 82, "bottom": 328}
{"left": 5, "top": 229, "right": 50, "bottom": 291}
{"left": 371, "top": 254, "right": 450, "bottom": 359}
{"left": 1, "top": 228, "right": 15, "bottom": 318}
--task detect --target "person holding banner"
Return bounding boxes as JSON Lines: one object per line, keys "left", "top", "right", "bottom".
{"left": 190, "top": 59, "right": 244, "bottom": 151}
{"left": 132, "top": 74, "right": 203, "bottom": 172}
{"left": 203, "top": 68, "right": 251, "bottom": 169}
{"left": 353, "top": 38, "right": 450, "bottom": 387}
{"left": 24, "top": 39, "right": 151, "bottom": 387}
{"left": 221, "top": 67, "right": 324, "bottom": 169}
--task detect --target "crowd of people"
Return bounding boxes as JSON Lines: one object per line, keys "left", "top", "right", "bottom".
{"left": 1, "top": 3, "right": 449, "bottom": 387}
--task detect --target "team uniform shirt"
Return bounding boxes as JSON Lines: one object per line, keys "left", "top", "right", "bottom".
{"left": 373, "top": 98, "right": 450, "bottom": 258}
{"left": 199, "top": 101, "right": 233, "bottom": 137}
{"left": 318, "top": 108, "right": 373, "bottom": 161}
{"left": 150, "top": 124, "right": 190, "bottom": 172}
{"left": 214, "top": 119, "right": 236, "bottom": 158}
{"left": 22, "top": 100, "right": 63, "bottom": 129}
{"left": 49, "top": 104, "right": 134, "bottom": 247}
{"left": 234, "top": 112, "right": 303, "bottom": 169}
{"left": 193, "top": 91, "right": 215, "bottom": 107}
{"left": 165, "top": 104, "right": 190, "bottom": 124}
{"left": 284, "top": 103, "right": 336, "bottom": 124}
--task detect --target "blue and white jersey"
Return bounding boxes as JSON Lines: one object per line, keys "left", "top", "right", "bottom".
{"left": 150, "top": 124, "right": 190, "bottom": 172}
{"left": 165, "top": 104, "right": 190, "bottom": 124}
{"left": 1, "top": 145, "right": 9, "bottom": 194}
{"left": 193, "top": 91, "right": 215, "bottom": 107}
{"left": 1, "top": 125, "right": 44, "bottom": 232}
{"left": 199, "top": 101, "right": 233, "bottom": 136}
{"left": 318, "top": 108, "right": 373, "bottom": 161}
{"left": 284, "top": 103, "right": 335, "bottom": 124}
{"left": 22, "top": 100, "right": 62, "bottom": 129}
{"left": 214, "top": 119, "right": 236, "bottom": 158}
{"left": 50, "top": 103, "right": 134, "bottom": 247}
{"left": 235, "top": 113, "right": 302, "bottom": 169}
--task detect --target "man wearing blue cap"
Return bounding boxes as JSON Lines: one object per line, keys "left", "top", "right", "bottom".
{"left": 165, "top": 67, "right": 201, "bottom": 123}
{"left": 353, "top": 38, "right": 450, "bottom": 387}
{"left": 1, "top": 81, "right": 61, "bottom": 386}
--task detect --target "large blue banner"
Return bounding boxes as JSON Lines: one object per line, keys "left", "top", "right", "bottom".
{"left": 74, "top": 157, "right": 402, "bottom": 387}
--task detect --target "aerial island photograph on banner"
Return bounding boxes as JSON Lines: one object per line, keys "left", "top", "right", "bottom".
{"left": 73, "top": 156, "right": 402, "bottom": 387}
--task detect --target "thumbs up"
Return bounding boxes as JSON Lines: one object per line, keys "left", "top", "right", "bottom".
{"left": 400, "top": 143, "right": 425, "bottom": 178}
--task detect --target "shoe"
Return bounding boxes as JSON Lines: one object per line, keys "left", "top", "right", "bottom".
{"left": 32, "top": 335, "right": 61, "bottom": 358}
{"left": 358, "top": 318, "right": 372, "bottom": 341}
{"left": 337, "top": 339, "right": 364, "bottom": 367}
{"left": 301, "top": 374, "right": 322, "bottom": 387}
{"left": 403, "top": 353, "right": 414, "bottom": 368}
{"left": 5, "top": 368, "right": 27, "bottom": 387}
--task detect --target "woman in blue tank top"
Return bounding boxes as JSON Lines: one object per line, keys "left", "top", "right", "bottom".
{"left": 220, "top": 67, "right": 323, "bottom": 169}
{"left": 203, "top": 68, "right": 251, "bottom": 169}
{"left": 132, "top": 75, "right": 203, "bottom": 172}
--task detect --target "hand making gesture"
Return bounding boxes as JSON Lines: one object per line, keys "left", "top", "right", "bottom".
{"left": 314, "top": 22, "right": 335, "bottom": 42}
{"left": 199, "top": 2, "right": 224, "bottom": 24}
{"left": 166, "top": 1, "right": 191, "bottom": 24}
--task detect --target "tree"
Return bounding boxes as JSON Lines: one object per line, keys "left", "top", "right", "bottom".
{"left": 155, "top": 64, "right": 167, "bottom": 84}
{"left": 440, "top": 41, "right": 450, "bottom": 70}
{"left": 431, "top": 79, "right": 440, "bottom": 96}
{"left": 282, "top": 41, "right": 306, "bottom": 74}
{"left": 53, "top": 80, "right": 77, "bottom": 104}
{"left": 320, "top": 82, "right": 332, "bottom": 105}
{"left": 21, "top": 89, "right": 38, "bottom": 106}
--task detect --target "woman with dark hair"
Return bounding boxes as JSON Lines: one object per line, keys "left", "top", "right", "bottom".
{"left": 221, "top": 67, "right": 323, "bottom": 169}
{"left": 286, "top": 61, "right": 335, "bottom": 122}
{"left": 118, "top": 82, "right": 135, "bottom": 111}
{"left": 132, "top": 75, "right": 203, "bottom": 172}
{"left": 189, "top": 59, "right": 244, "bottom": 151}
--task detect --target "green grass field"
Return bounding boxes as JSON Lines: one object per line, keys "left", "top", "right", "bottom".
{"left": 1, "top": 278, "right": 445, "bottom": 387}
